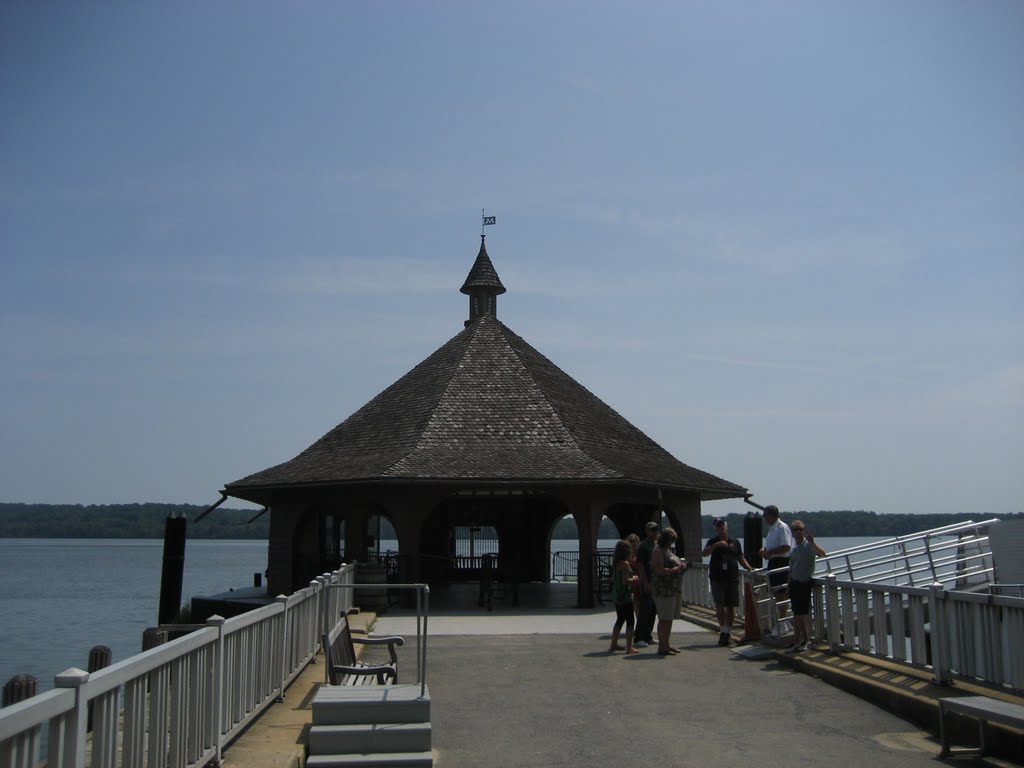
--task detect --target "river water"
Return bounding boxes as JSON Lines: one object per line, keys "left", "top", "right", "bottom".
{"left": 0, "top": 535, "right": 881, "bottom": 693}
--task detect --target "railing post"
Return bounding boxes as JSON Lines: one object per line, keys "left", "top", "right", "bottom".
{"left": 826, "top": 574, "right": 841, "bottom": 653}
{"left": 313, "top": 577, "right": 326, "bottom": 644}
{"left": 207, "top": 614, "right": 226, "bottom": 767}
{"left": 276, "top": 594, "right": 290, "bottom": 701}
{"left": 929, "top": 582, "right": 951, "bottom": 685}
{"left": 421, "top": 585, "right": 430, "bottom": 698}
{"left": 52, "top": 667, "right": 89, "bottom": 768}
{"left": 340, "top": 563, "right": 352, "bottom": 615}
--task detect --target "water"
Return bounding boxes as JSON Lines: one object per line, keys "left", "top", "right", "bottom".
{"left": 0, "top": 538, "right": 266, "bottom": 692}
{"left": 1, "top": 536, "right": 882, "bottom": 694}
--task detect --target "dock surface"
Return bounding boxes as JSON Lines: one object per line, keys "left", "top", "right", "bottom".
{"left": 225, "top": 595, "right": 1022, "bottom": 767}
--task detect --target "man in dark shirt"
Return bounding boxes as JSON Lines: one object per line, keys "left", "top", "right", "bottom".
{"left": 702, "top": 518, "right": 752, "bottom": 646}
{"left": 634, "top": 521, "right": 659, "bottom": 648}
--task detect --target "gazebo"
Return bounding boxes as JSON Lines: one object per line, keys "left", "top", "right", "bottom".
{"left": 223, "top": 236, "right": 748, "bottom": 607}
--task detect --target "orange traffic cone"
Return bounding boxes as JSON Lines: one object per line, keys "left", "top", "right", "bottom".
{"left": 741, "top": 582, "right": 761, "bottom": 642}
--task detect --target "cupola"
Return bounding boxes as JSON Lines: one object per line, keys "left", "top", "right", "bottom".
{"left": 459, "top": 235, "right": 506, "bottom": 327}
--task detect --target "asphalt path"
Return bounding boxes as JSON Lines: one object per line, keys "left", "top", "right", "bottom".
{"left": 379, "top": 631, "right": 947, "bottom": 768}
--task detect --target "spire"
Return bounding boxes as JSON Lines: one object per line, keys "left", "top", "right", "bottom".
{"left": 460, "top": 235, "right": 506, "bottom": 326}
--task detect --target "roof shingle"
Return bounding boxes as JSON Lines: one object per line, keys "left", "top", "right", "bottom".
{"left": 226, "top": 315, "right": 747, "bottom": 499}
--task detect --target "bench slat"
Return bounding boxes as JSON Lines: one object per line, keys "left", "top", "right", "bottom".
{"left": 321, "top": 615, "right": 402, "bottom": 687}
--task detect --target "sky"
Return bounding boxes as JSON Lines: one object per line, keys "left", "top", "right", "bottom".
{"left": 1, "top": 2, "right": 1021, "bottom": 517}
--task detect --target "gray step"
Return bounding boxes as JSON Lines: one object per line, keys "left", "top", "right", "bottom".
{"left": 313, "top": 684, "right": 430, "bottom": 726}
{"left": 305, "top": 751, "right": 433, "bottom": 768}
{"left": 309, "top": 723, "right": 432, "bottom": 755}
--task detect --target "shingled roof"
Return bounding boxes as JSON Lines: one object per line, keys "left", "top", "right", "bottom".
{"left": 460, "top": 237, "right": 506, "bottom": 295}
{"left": 225, "top": 314, "right": 748, "bottom": 501}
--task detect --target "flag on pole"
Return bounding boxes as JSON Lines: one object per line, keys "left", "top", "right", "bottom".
{"left": 483, "top": 215, "right": 496, "bottom": 226}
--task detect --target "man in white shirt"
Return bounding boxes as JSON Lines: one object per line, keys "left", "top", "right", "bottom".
{"left": 758, "top": 504, "right": 794, "bottom": 618}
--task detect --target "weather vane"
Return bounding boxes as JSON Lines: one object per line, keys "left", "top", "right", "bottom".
{"left": 481, "top": 209, "right": 496, "bottom": 236}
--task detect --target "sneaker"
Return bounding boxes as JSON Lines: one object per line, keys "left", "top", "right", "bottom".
{"left": 797, "top": 642, "right": 810, "bottom": 652}
{"left": 784, "top": 642, "right": 801, "bottom": 653}
{"left": 634, "top": 641, "right": 648, "bottom": 648}
{"left": 717, "top": 633, "right": 730, "bottom": 646}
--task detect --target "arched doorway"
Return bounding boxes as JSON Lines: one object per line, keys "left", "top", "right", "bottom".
{"left": 417, "top": 491, "right": 570, "bottom": 601}
{"left": 546, "top": 513, "right": 621, "bottom": 586}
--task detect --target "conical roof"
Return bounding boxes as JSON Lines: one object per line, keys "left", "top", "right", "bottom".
{"left": 225, "top": 314, "right": 747, "bottom": 501}
{"left": 460, "top": 237, "right": 506, "bottom": 295}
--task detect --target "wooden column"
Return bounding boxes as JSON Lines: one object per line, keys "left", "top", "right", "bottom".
{"left": 571, "top": 497, "right": 601, "bottom": 609}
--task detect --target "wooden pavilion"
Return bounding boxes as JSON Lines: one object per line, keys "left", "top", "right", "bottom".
{"left": 223, "top": 237, "right": 748, "bottom": 607}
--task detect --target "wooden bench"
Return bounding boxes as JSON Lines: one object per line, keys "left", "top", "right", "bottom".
{"left": 938, "top": 695, "right": 1024, "bottom": 757}
{"left": 321, "top": 615, "right": 404, "bottom": 686}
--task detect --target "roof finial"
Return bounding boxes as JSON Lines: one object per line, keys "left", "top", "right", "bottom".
{"left": 481, "top": 208, "right": 496, "bottom": 237}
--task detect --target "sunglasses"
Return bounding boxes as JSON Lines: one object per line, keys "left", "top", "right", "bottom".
{"left": 792, "top": 527, "right": 805, "bottom": 532}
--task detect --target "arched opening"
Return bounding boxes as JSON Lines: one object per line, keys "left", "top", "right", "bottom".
{"left": 416, "top": 491, "right": 570, "bottom": 605}
{"left": 419, "top": 498, "right": 505, "bottom": 583}
{"left": 547, "top": 514, "right": 620, "bottom": 583}
{"left": 365, "top": 510, "right": 403, "bottom": 583}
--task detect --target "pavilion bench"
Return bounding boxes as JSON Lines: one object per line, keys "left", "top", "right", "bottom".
{"left": 321, "top": 614, "right": 404, "bottom": 686}
{"left": 938, "top": 695, "right": 1024, "bottom": 757}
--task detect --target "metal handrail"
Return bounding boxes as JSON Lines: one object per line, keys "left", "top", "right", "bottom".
{"left": 815, "top": 519, "right": 999, "bottom": 587}
{"left": 328, "top": 582, "right": 430, "bottom": 698}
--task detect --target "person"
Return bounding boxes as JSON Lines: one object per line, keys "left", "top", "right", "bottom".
{"left": 786, "top": 520, "right": 826, "bottom": 652}
{"left": 633, "top": 521, "right": 659, "bottom": 648}
{"left": 626, "top": 533, "right": 642, "bottom": 618}
{"left": 757, "top": 505, "right": 794, "bottom": 619}
{"left": 651, "top": 527, "right": 688, "bottom": 655}
{"left": 702, "top": 517, "right": 752, "bottom": 646}
{"left": 609, "top": 540, "right": 640, "bottom": 654}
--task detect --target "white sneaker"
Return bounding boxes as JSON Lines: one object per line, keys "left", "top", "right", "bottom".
{"left": 634, "top": 641, "right": 648, "bottom": 648}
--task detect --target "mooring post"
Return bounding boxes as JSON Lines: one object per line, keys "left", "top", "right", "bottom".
{"left": 158, "top": 513, "right": 188, "bottom": 625}
{"left": 86, "top": 645, "right": 112, "bottom": 732}
{"left": 2, "top": 673, "right": 39, "bottom": 707}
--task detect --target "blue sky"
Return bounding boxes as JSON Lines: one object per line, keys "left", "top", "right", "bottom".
{"left": 1, "top": 2, "right": 1021, "bottom": 516}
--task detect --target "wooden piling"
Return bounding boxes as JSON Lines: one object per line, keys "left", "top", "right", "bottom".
{"left": 87, "top": 645, "right": 112, "bottom": 732}
{"left": 2, "top": 673, "right": 38, "bottom": 707}
{"left": 158, "top": 512, "right": 187, "bottom": 625}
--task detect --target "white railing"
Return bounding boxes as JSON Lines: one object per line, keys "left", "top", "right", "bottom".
{"left": 684, "top": 564, "right": 1024, "bottom": 691}
{"left": 0, "top": 564, "right": 356, "bottom": 768}
{"left": 818, "top": 575, "right": 1024, "bottom": 691}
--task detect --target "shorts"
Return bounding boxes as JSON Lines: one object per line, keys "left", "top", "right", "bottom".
{"left": 789, "top": 579, "right": 813, "bottom": 615}
{"left": 767, "top": 557, "right": 789, "bottom": 591}
{"left": 654, "top": 592, "right": 682, "bottom": 621}
{"left": 710, "top": 579, "right": 739, "bottom": 608}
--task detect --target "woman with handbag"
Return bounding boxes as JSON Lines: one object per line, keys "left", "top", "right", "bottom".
{"left": 651, "top": 527, "right": 688, "bottom": 655}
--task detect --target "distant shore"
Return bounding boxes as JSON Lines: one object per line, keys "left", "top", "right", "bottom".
{"left": 1, "top": 502, "right": 1019, "bottom": 540}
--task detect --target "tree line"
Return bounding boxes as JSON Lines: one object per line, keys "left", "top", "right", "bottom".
{"left": 0, "top": 503, "right": 268, "bottom": 539}
{"left": 1, "top": 503, "right": 1019, "bottom": 541}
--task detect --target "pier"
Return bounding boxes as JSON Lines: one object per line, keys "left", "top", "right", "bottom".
{"left": 4, "top": 522, "right": 1024, "bottom": 767}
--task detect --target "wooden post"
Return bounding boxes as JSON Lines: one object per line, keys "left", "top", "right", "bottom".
{"left": 2, "top": 673, "right": 38, "bottom": 707}
{"left": 87, "top": 645, "right": 112, "bottom": 732}
{"left": 159, "top": 513, "right": 188, "bottom": 625}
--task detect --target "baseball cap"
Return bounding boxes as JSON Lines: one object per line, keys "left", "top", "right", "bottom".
{"left": 713, "top": 518, "right": 726, "bottom": 527}
{"left": 645, "top": 521, "right": 659, "bottom": 531}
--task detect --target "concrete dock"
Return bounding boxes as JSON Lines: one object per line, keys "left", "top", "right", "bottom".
{"left": 224, "top": 591, "right": 1023, "bottom": 767}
